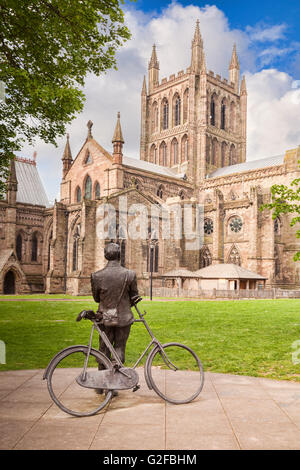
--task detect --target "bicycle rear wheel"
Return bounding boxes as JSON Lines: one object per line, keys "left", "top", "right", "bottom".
{"left": 146, "top": 342, "right": 204, "bottom": 404}
{"left": 46, "top": 346, "right": 113, "bottom": 417}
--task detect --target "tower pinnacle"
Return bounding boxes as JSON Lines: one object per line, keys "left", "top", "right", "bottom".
{"left": 191, "top": 20, "right": 204, "bottom": 74}
{"left": 112, "top": 112, "right": 124, "bottom": 165}
{"left": 61, "top": 133, "right": 73, "bottom": 179}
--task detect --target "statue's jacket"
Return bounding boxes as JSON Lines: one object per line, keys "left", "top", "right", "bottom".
{"left": 91, "top": 260, "right": 139, "bottom": 327}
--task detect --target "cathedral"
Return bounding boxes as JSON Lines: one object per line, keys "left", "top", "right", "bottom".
{"left": 1, "top": 21, "right": 300, "bottom": 295}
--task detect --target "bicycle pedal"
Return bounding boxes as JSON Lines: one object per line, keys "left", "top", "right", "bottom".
{"left": 132, "top": 385, "right": 140, "bottom": 392}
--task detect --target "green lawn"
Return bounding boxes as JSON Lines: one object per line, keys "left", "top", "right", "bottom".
{"left": 0, "top": 298, "right": 299, "bottom": 381}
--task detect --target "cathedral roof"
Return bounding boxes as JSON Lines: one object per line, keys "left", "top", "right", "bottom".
{"left": 15, "top": 158, "right": 50, "bottom": 207}
{"left": 122, "top": 156, "right": 184, "bottom": 180}
{"left": 208, "top": 154, "right": 285, "bottom": 179}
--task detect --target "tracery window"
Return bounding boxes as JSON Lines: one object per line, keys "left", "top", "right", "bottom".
{"left": 228, "top": 246, "right": 241, "bottom": 265}
{"left": 200, "top": 246, "right": 212, "bottom": 269}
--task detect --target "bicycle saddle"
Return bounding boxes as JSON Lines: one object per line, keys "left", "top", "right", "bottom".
{"left": 76, "top": 310, "right": 96, "bottom": 322}
{"left": 131, "top": 295, "right": 143, "bottom": 306}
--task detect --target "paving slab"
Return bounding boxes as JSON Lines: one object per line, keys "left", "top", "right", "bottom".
{"left": 0, "top": 368, "right": 300, "bottom": 450}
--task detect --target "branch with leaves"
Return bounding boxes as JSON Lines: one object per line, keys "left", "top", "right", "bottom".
{"left": 261, "top": 170, "right": 300, "bottom": 261}
{"left": 0, "top": 0, "right": 132, "bottom": 198}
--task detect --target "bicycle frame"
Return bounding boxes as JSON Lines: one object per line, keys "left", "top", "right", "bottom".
{"left": 81, "top": 303, "right": 178, "bottom": 384}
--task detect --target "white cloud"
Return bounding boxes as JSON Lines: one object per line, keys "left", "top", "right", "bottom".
{"left": 18, "top": 2, "right": 300, "bottom": 203}
{"left": 246, "top": 69, "right": 300, "bottom": 159}
{"left": 246, "top": 23, "right": 287, "bottom": 42}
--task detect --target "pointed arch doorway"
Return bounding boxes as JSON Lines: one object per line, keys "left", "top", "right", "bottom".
{"left": 3, "top": 270, "right": 15, "bottom": 295}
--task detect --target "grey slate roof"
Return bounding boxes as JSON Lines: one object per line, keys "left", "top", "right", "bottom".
{"left": 15, "top": 160, "right": 50, "bottom": 207}
{"left": 162, "top": 264, "right": 267, "bottom": 280}
{"left": 195, "top": 264, "right": 267, "bottom": 280}
{"left": 208, "top": 154, "right": 285, "bottom": 179}
{"left": 122, "top": 156, "right": 183, "bottom": 179}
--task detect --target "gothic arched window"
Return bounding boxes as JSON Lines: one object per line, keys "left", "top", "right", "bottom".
{"left": 274, "top": 246, "right": 281, "bottom": 276}
{"left": 72, "top": 225, "right": 80, "bottom": 272}
{"left": 228, "top": 246, "right": 241, "bottom": 265}
{"left": 76, "top": 186, "right": 82, "bottom": 203}
{"left": 31, "top": 234, "right": 38, "bottom": 262}
{"left": 274, "top": 217, "right": 281, "bottom": 235}
{"left": 16, "top": 234, "right": 22, "bottom": 261}
{"left": 211, "top": 139, "right": 218, "bottom": 166}
{"left": 221, "top": 142, "right": 227, "bottom": 167}
{"left": 229, "top": 145, "right": 237, "bottom": 165}
{"left": 84, "top": 175, "right": 92, "bottom": 200}
{"left": 95, "top": 182, "right": 100, "bottom": 199}
{"left": 206, "top": 136, "right": 211, "bottom": 164}
{"left": 47, "top": 230, "right": 53, "bottom": 271}
{"left": 221, "top": 99, "right": 226, "bottom": 130}
{"left": 159, "top": 142, "right": 167, "bottom": 166}
{"left": 84, "top": 150, "right": 92, "bottom": 164}
{"left": 147, "top": 226, "right": 159, "bottom": 273}
{"left": 150, "top": 144, "right": 157, "bottom": 164}
{"left": 151, "top": 102, "right": 158, "bottom": 133}
{"left": 181, "top": 134, "right": 188, "bottom": 162}
{"left": 200, "top": 246, "right": 212, "bottom": 269}
{"left": 171, "top": 138, "right": 178, "bottom": 165}
{"left": 162, "top": 99, "right": 169, "bottom": 130}
{"left": 210, "top": 95, "right": 216, "bottom": 126}
{"left": 174, "top": 95, "right": 181, "bottom": 126}
{"left": 230, "top": 102, "right": 236, "bottom": 132}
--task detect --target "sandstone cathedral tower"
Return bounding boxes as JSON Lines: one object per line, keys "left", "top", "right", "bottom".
{"left": 140, "top": 21, "right": 247, "bottom": 185}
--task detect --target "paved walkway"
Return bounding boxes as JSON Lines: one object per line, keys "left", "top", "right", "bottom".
{"left": 0, "top": 368, "right": 300, "bottom": 450}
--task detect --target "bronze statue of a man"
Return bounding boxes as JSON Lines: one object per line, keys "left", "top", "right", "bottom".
{"left": 91, "top": 243, "right": 139, "bottom": 394}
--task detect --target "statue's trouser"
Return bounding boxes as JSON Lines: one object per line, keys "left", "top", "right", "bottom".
{"left": 98, "top": 324, "right": 131, "bottom": 370}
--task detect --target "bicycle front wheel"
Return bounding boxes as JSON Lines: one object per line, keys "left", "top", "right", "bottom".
{"left": 46, "top": 346, "right": 113, "bottom": 417}
{"left": 146, "top": 342, "right": 204, "bottom": 404}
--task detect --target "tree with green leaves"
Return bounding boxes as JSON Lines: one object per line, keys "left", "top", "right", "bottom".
{"left": 261, "top": 167, "right": 300, "bottom": 261}
{"left": 0, "top": 0, "right": 131, "bottom": 197}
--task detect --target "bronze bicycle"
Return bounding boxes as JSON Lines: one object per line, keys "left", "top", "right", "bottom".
{"left": 43, "top": 297, "right": 204, "bottom": 417}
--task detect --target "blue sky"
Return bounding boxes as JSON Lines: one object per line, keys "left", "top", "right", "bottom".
{"left": 126, "top": 0, "right": 300, "bottom": 77}
{"left": 19, "top": 1, "right": 300, "bottom": 203}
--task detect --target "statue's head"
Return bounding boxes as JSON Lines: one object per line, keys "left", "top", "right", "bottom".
{"left": 104, "top": 242, "right": 120, "bottom": 261}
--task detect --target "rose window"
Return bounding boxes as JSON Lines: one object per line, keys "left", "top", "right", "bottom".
{"left": 229, "top": 217, "right": 243, "bottom": 233}
{"left": 204, "top": 219, "right": 214, "bottom": 235}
